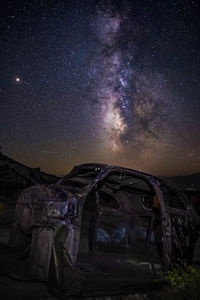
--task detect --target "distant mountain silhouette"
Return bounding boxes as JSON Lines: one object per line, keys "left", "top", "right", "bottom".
{"left": 0, "top": 152, "right": 58, "bottom": 185}
{"left": 162, "top": 173, "right": 200, "bottom": 189}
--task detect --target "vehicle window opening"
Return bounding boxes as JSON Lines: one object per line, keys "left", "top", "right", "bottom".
{"left": 164, "top": 191, "right": 187, "bottom": 210}
{"left": 95, "top": 186, "right": 162, "bottom": 263}
{"left": 190, "top": 194, "right": 200, "bottom": 215}
{"left": 98, "top": 191, "right": 120, "bottom": 209}
{"left": 96, "top": 213, "right": 162, "bottom": 264}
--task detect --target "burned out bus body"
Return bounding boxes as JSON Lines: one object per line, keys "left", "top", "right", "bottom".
{"left": 10, "top": 163, "right": 200, "bottom": 297}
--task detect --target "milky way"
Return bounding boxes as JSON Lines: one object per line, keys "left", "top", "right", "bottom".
{"left": 91, "top": 2, "right": 179, "bottom": 170}
{"left": 1, "top": 0, "right": 200, "bottom": 176}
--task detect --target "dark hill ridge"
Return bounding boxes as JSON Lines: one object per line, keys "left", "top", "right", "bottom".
{"left": 0, "top": 152, "right": 58, "bottom": 185}
{"left": 162, "top": 173, "right": 200, "bottom": 190}
{"left": 0, "top": 152, "right": 59, "bottom": 204}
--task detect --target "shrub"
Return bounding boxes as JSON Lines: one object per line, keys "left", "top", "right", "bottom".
{"left": 162, "top": 259, "right": 200, "bottom": 300}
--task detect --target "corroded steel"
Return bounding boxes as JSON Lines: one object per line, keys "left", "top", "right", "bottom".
{"left": 10, "top": 163, "right": 200, "bottom": 297}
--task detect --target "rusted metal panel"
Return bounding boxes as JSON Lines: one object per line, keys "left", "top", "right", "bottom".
{"left": 30, "top": 226, "right": 54, "bottom": 280}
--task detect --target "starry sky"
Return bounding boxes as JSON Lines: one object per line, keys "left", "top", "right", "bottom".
{"left": 1, "top": 0, "right": 200, "bottom": 176}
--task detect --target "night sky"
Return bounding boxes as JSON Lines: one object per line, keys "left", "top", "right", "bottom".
{"left": 1, "top": 0, "right": 200, "bottom": 176}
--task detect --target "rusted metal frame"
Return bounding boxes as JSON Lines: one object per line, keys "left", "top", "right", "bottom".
{"left": 89, "top": 189, "right": 101, "bottom": 253}
{"left": 78, "top": 168, "right": 125, "bottom": 254}
{"left": 77, "top": 169, "right": 121, "bottom": 256}
{"left": 170, "top": 209, "right": 195, "bottom": 260}
{"left": 170, "top": 215, "right": 186, "bottom": 260}
{"left": 80, "top": 167, "right": 112, "bottom": 201}
{"left": 71, "top": 169, "right": 110, "bottom": 260}
{"left": 149, "top": 178, "right": 172, "bottom": 270}
{"left": 167, "top": 205, "right": 195, "bottom": 258}
{"left": 166, "top": 206, "right": 191, "bottom": 216}
{"left": 102, "top": 170, "right": 158, "bottom": 249}
{"left": 118, "top": 173, "right": 159, "bottom": 255}
{"left": 167, "top": 191, "right": 200, "bottom": 260}
{"left": 188, "top": 204, "right": 200, "bottom": 223}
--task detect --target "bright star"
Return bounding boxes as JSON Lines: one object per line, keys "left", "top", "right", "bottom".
{"left": 16, "top": 77, "right": 20, "bottom": 82}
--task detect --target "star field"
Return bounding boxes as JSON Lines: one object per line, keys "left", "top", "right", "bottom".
{"left": 1, "top": 0, "right": 200, "bottom": 176}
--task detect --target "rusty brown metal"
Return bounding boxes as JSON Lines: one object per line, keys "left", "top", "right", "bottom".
{"left": 9, "top": 163, "right": 200, "bottom": 297}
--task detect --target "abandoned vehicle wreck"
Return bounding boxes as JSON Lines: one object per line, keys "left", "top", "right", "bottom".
{"left": 9, "top": 163, "right": 200, "bottom": 297}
